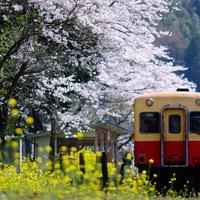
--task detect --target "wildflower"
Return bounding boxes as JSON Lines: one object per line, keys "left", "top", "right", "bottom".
{"left": 10, "top": 141, "right": 18, "bottom": 149}
{"left": 14, "top": 152, "right": 20, "bottom": 159}
{"left": 46, "top": 160, "right": 53, "bottom": 169}
{"left": 108, "top": 163, "right": 116, "bottom": 176}
{"left": 25, "top": 116, "right": 34, "bottom": 125}
{"left": 132, "top": 186, "right": 139, "bottom": 194}
{"left": 8, "top": 98, "right": 17, "bottom": 108}
{"left": 137, "top": 179, "right": 143, "bottom": 186}
{"left": 149, "top": 186, "right": 155, "bottom": 193}
{"left": 44, "top": 145, "right": 52, "bottom": 153}
{"left": 126, "top": 153, "right": 133, "bottom": 160}
{"left": 67, "top": 164, "right": 76, "bottom": 172}
{"left": 63, "top": 176, "right": 71, "bottom": 184}
{"left": 10, "top": 108, "right": 20, "bottom": 118}
{"left": 71, "top": 147, "right": 77, "bottom": 152}
{"left": 96, "top": 151, "right": 102, "bottom": 158}
{"left": 54, "top": 162, "right": 60, "bottom": 169}
{"left": 59, "top": 146, "right": 67, "bottom": 152}
{"left": 76, "top": 131, "right": 84, "bottom": 139}
{"left": 15, "top": 127, "right": 23, "bottom": 135}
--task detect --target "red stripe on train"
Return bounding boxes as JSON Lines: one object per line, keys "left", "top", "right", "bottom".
{"left": 135, "top": 141, "right": 200, "bottom": 167}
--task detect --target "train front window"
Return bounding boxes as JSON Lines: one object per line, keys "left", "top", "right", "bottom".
{"left": 190, "top": 112, "right": 200, "bottom": 133}
{"left": 169, "top": 115, "right": 181, "bottom": 133}
{"left": 140, "top": 112, "right": 160, "bottom": 133}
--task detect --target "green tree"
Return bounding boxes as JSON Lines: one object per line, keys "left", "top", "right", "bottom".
{"left": 158, "top": 0, "right": 200, "bottom": 89}
{"left": 185, "top": 33, "right": 200, "bottom": 87}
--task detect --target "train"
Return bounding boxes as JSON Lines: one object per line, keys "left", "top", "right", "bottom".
{"left": 133, "top": 88, "right": 200, "bottom": 190}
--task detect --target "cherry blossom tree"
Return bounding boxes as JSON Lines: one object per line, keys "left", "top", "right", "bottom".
{"left": 72, "top": 0, "right": 196, "bottom": 130}
{"left": 0, "top": 0, "right": 102, "bottom": 162}
{"left": 0, "top": 0, "right": 101, "bottom": 129}
{"left": 0, "top": 0, "right": 196, "bottom": 134}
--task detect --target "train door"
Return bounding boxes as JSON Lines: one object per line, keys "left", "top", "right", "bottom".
{"left": 161, "top": 109, "right": 188, "bottom": 166}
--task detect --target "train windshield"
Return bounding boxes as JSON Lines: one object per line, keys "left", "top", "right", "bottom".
{"left": 140, "top": 112, "right": 160, "bottom": 133}
{"left": 190, "top": 112, "right": 200, "bottom": 133}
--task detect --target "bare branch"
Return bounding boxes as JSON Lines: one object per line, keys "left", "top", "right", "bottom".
{"left": 109, "top": 1, "right": 118, "bottom": 7}
{"left": 0, "top": 34, "right": 29, "bottom": 71}
{"left": 6, "top": 61, "right": 29, "bottom": 99}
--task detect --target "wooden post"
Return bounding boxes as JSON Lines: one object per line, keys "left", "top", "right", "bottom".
{"left": 79, "top": 153, "right": 85, "bottom": 174}
{"left": 101, "top": 151, "right": 108, "bottom": 188}
{"left": 17, "top": 137, "right": 23, "bottom": 173}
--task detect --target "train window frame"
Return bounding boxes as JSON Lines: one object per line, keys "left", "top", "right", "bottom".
{"left": 140, "top": 112, "right": 161, "bottom": 134}
{"left": 190, "top": 112, "right": 200, "bottom": 134}
{"left": 169, "top": 114, "right": 181, "bottom": 134}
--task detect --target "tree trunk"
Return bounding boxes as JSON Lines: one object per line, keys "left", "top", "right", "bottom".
{"left": 48, "top": 113, "right": 57, "bottom": 171}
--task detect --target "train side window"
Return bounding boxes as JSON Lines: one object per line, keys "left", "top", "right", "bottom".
{"left": 169, "top": 115, "right": 181, "bottom": 133}
{"left": 140, "top": 112, "right": 160, "bottom": 133}
{"left": 190, "top": 112, "right": 200, "bottom": 133}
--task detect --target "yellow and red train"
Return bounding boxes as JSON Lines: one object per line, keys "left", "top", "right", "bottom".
{"left": 133, "top": 89, "right": 200, "bottom": 171}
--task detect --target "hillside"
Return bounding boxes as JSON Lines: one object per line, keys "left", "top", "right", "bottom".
{"left": 159, "top": 0, "right": 200, "bottom": 89}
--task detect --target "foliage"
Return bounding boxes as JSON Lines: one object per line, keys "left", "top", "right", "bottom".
{"left": 3, "top": 98, "right": 34, "bottom": 136}
{"left": 0, "top": 0, "right": 101, "bottom": 131}
{"left": 0, "top": 148, "right": 157, "bottom": 200}
{"left": 159, "top": 0, "right": 200, "bottom": 89}
{"left": 0, "top": 147, "right": 197, "bottom": 199}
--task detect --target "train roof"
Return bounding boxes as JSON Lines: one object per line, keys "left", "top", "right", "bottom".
{"left": 135, "top": 91, "right": 200, "bottom": 100}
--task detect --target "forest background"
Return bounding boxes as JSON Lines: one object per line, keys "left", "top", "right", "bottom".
{"left": 160, "top": 0, "right": 200, "bottom": 90}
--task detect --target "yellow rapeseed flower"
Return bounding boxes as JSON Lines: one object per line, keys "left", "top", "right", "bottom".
{"left": 15, "top": 127, "right": 23, "bottom": 135}
{"left": 59, "top": 146, "right": 67, "bottom": 152}
{"left": 10, "top": 141, "right": 18, "bottom": 149}
{"left": 10, "top": 108, "right": 20, "bottom": 118}
{"left": 8, "top": 98, "right": 17, "bottom": 108}
{"left": 96, "top": 151, "right": 102, "bottom": 157}
{"left": 132, "top": 186, "right": 139, "bottom": 194}
{"left": 71, "top": 147, "right": 77, "bottom": 152}
{"left": 44, "top": 145, "right": 52, "bottom": 153}
{"left": 137, "top": 179, "right": 143, "bottom": 186}
{"left": 126, "top": 153, "right": 133, "bottom": 160}
{"left": 14, "top": 152, "right": 20, "bottom": 159}
{"left": 54, "top": 162, "right": 60, "bottom": 169}
{"left": 76, "top": 131, "right": 84, "bottom": 139}
{"left": 67, "top": 164, "right": 76, "bottom": 172}
{"left": 0, "top": 147, "right": 161, "bottom": 198}
{"left": 46, "top": 160, "right": 53, "bottom": 169}
{"left": 25, "top": 116, "right": 34, "bottom": 125}
{"left": 63, "top": 176, "right": 72, "bottom": 184}
{"left": 108, "top": 163, "right": 116, "bottom": 176}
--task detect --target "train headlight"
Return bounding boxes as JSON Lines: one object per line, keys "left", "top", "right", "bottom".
{"left": 195, "top": 99, "right": 200, "bottom": 106}
{"left": 148, "top": 158, "right": 154, "bottom": 165}
{"left": 145, "top": 98, "right": 154, "bottom": 107}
